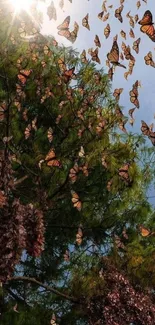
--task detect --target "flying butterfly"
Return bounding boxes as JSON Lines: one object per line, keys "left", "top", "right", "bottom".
{"left": 59, "top": 0, "right": 64, "bottom": 9}
{"left": 129, "top": 28, "right": 135, "bottom": 38}
{"left": 71, "top": 190, "right": 82, "bottom": 211}
{"left": 57, "top": 16, "right": 71, "bottom": 40}
{"left": 129, "top": 80, "right": 139, "bottom": 108}
{"left": 47, "top": 1, "right": 57, "bottom": 20}
{"left": 104, "top": 24, "right": 110, "bottom": 39}
{"left": 69, "top": 22, "right": 79, "bottom": 43}
{"left": 138, "top": 10, "right": 155, "bottom": 42}
{"left": 136, "top": 1, "right": 141, "bottom": 9}
{"left": 62, "top": 67, "right": 76, "bottom": 84}
{"left": 108, "top": 67, "right": 114, "bottom": 81}
{"left": 88, "top": 48, "right": 101, "bottom": 64}
{"left": 103, "top": 13, "right": 110, "bottom": 22}
{"left": 120, "top": 30, "right": 126, "bottom": 39}
{"left": 113, "top": 88, "right": 123, "bottom": 101}
{"left": 98, "top": 11, "right": 104, "bottom": 21}
{"left": 115, "top": 5, "right": 124, "bottom": 23}
{"left": 80, "top": 49, "right": 88, "bottom": 64}
{"left": 132, "top": 38, "right": 141, "bottom": 54}
{"left": 82, "top": 14, "right": 90, "bottom": 30}
{"left": 128, "top": 107, "right": 135, "bottom": 118}
{"left": 123, "top": 45, "right": 135, "bottom": 61}
{"left": 102, "top": 0, "right": 107, "bottom": 12}
{"left": 107, "top": 40, "right": 126, "bottom": 68}
{"left": 144, "top": 51, "right": 155, "bottom": 67}
{"left": 135, "top": 14, "right": 139, "bottom": 23}
{"left": 141, "top": 120, "right": 150, "bottom": 136}
{"left": 94, "top": 35, "right": 101, "bottom": 48}
{"left": 118, "top": 120, "right": 127, "bottom": 133}
{"left": 45, "top": 148, "right": 61, "bottom": 167}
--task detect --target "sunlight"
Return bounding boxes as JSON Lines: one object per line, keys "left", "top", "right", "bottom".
{"left": 10, "top": 0, "right": 33, "bottom": 12}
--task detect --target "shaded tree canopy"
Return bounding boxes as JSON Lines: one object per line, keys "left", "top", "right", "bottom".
{"left": 0, "top": 1, "right": 155, "bottom": 324}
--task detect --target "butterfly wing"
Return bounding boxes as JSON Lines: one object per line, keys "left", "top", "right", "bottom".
{"left": 82, "top": 14, "right": 90, "bottom": 30}
{"left": 57, "top": 16, "right": 70, "bottom": 30}
{"left": 140, "top": 25, "right": 155, "bottom": 41}
{"left": 138, "top": 10, "right": 153, "bottom": 25}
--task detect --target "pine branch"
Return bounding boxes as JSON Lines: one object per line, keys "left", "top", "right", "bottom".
{"left": 9, "top": 276, "right": 79, "bottom": 304}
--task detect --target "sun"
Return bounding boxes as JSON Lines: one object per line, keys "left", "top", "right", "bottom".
{"left": 10, "top": 0, "right": 34, "bottom": 12}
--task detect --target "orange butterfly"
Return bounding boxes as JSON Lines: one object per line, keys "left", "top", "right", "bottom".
{"left": 134, "top": 14, "right": 139, "bottom": 23}
{"left": 129, "top": 28, "right": 135, "bottom": 38}
{"left": 104, "top": 24, "right": 110, "bottom": 39}
{"left": 82, "top": 14, "right": 90, "bottom": 30}
{"left": 144, "top": 51, "right": 155, "bottom": 67}
{"left": 115, "top": 5, "right": 123, "bottom": 23}
{"left": 141, "top": 120, "right": 150, "bottom": 136}
{"left": 129, "top": 81, "right": 139, "bottom": 108}
{"left": 108, "top": 67, "right": 114, "bottom": 81}
{"left": 123, "top": 45, "right": 135, "bottom": 61}
{"left": 45, "top": 148, "right": 61, "bottom": 167}
{"left": 138, "top": 10, "right": 155, "bottom": 42}
{"left": 139, "top": 225, "right": 154, "bottom": 237}
{"left": 80, "top": 50, "right": 88, "bottom": 64}
{"left": 47, "top": 127, "right": 53, "bottom": 143}
{"left": 57, "top": 16, "right": 71, "bottom": 40}
{"left": 132, "top": 38, "right": 141, "bottom": 54}
{"left": 71, "top": 191, "right": 82, "bottom": 211}
{"left": 94, "top": 35, "right": 101, "bottom": 48}
{"left": 88, "top": 48, "right": 101, "bottom": 64}
{"left": 118, "top": 163, "right": 131, "bottom": 183}
{"left": 128, "top": 107, "right": 135, "bottom": 118}
{"left": 103, "top": 13, "right": 110, "bottom": 22}
{"left": 98, "top": 11, "right": 104, "bottom": 21}
{"left": 107, "top": 41, "right": 126, "bottom": 68}
{"left": 120, "top": 30, "right": 126, "bottom": 39}
{"left": 69, "top": 22, "right": 79, "bottom": 43}
{"left": 69, "top": 163, "right": 79, "bottom": 183}
{"left": 17, "top": 69, "right": 32, "bottom": 85}
{"left": 24, "top": 124, "right": 32, "bottom": 139}
{"left": 47, "top": 1, "right": 57, "bottom": 20}
{"left": 62, "top": 67, "right": 75, "bottom": 83}
{"left": 113, "top": 88, "right": 123, "bottom": 101}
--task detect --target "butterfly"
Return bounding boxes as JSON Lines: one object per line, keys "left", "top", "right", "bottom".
{"left": 118, "top": 163, "right": 131, "bottom": 183}
{"left": 134, "top": 14, "right": 139, "bottom": 23}
{"left": 102, "top": 0, "right": 107, "bottom": 12}
{"left": 63, "top": 249, "right": 70, "bottom": 262}
{"left": 123, "top": 45, "right": 135, "bottom": 61}
{"left": 103, "top": 13, "right": 110, "bottom": 22}
{"left": 59, "top": 0, "right": 64, "bottom": 9}
{"left": 139, "top": 225, "right": 154, "bottom": 237}
{"left": 141, "top": 120, "right": 150, "bottom": 136}
{"left": 138, "top": 10, "right": 155, "bottom": 42}
{"left": 94, "top": 35, "right": 101, "bottom": 48}
{"left": 120, "top": 30, "right": 126, "bottom": 39}
{"left": 88, "top": 48, "right": 101, "bottom": 64}
{"left": 50, "top": 314, "right": 57, "bottom": 325}
{"left": 69, "top": 163, "right": 79, "bottom": 183}
{"left": 76, "top": 226, "right": 83, "bottom": 245}
{"left": 82, "top": 14, "right": 90, "bottom": 30}
{"left": 78, "top": 146, "right": 85, "bottom": 158}
{"left": 80, "top": 50, "right": 88, "bottom": 64}
{"left": 44, "top": 45, "right": 51, "bottom": 56}
{"left": 128, "top": 107, "right": 135, "bottom": 118}
{"left": 136, "top": 1, "right": 141, "bottom": 9}
{"left": 45, "top": 148, "right": 61, "bottom": 167}
{"left": 129, "top": 28, "right": 135, "bottom": 38}
{"left": 24, "top": 124, "right": 32, "bottom": 139}
{"left": 69, "top": 22, "right": 79, "bottom": 43}
{"left": 104, "top": 24, "right": 110, "bottom": 39}
{"left": 47, "top": 127, "right": 53, "bottom": 143}
{"left": 47, "top": 1, "right": 57, "bottom": 20}
{"left": 129, "top": 81, "right": 139, "bottom": 108}
{"left": 108, "top": 67, "right": 114, "bottom": 81}
{"left": 57, "top": 16, "right": 71, "bottom": 39}
{"left": 62, "top": 67, "right": 75, "bottom": 83}
{"left": 144, "top": 51, "right": 155, "bottom": 67}
{"left": 80, "top": 164, "right": 89, "bottom": 177}
{"left": 58, "top": 57, "right": 66, "bottom": 71}
{"left": 115, "top": 5, "right": 123, "bottom": 23}
{"left": 149, "top": 131, "right": 155, "bottom": 146}
{"left": 98, "top": 11, "right": 104, "bottom": 21}
{"left": 118, "top": 120, "right": 127, "bottom": 133}
{"left": 17, "top": 69, "right": 32, "bottom": 85}
{"left": 113, "top": 88, "right": 123, "bottom": 101}
{"left": 107, "top": 41, "right": 126, "bottom": 68}
{"left": 96, "top": 119, "right": 106, "bottom": 135}
{"left": 132, "top": 38, "right": 141, "bottom": 54}
{"left": 71, "top": 191, "right": 82, "bottom": 211}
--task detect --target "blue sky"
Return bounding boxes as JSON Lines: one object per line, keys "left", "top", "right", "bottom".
{"left": 38, "top": 0, "right": 155, "bottom": 204}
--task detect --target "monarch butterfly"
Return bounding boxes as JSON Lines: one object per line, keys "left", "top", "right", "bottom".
{"left": 96, "top": 119, "right": 106, "bottom": 135}
{"left": 17, "top": 69, "right": 32, "bottom": 85}
{"left": 59, "top": 0, "right": 64, "bottom": 9}
{"left": 78, "top": 146, "right": 85, "bottom": 158}
{"left": 107, "top": 40, "right": 126, "bottom": 68}
{"left": 24, "top": 124, "right": 32, "bottom": 140}
{"left": 94, "top": 35, "right": 101, "bottom": 48}
{"left": 118, "top": 120, "right": 127, "bottom": 133}
{"left": 58, "top": 58, "right": 66, "bottom": 71}
{"left": 57, "top": 16, "right": 71, "bottom": 40}
{"left": 63, "top": 249, "right": 70, "bottom": 262}
{"left": 69, "top": 22, "right": 79, "bottom": 43}
{"left": 120, "top": 52, "right": 124, "bottom": 61}
{"left": 62, "top": 67, "right": 75, "bottom": 83}
{"left": 134, "top": 14, "right": 139, "bottom": 23}
{"left": 69, "top": 163, "right": 79, "bottom": 183}
{"left": 102, "top": 0, "right": 107, "bottom": 12}
{"left": 144, "top": 51, "right": 155, "bottom": 67}
{"left": 136, "top": 1, "right": 141, "bottom": 9}
{"left": 103, "top": 13, "right": 110, "bottom": 22}
{"left": 80, "top": 164, "right": 89, "bottom": 177}
{"left": 123, "top": 45, "right": 135, "bottom": 61}
{"left": 88, "top": 48, "right": 101, "bottom": 64}
{"left": 129, "top": 81, "right": 139, "bottom": 108}
{"left": 98, "top": 11, "right": 104, "bottom": 21}
{"left": 45, "top": 148, "right": 61, "bottom": 167}
{"left": 132, "top": 38, "right": 141, "bottom": 54}
{"left": 118, "top": 163, "right": 130, "bottom": 182}
{"left": 47, "top": 127, "right": 53, "bottom": 143}
{"left": 120, "top": 30, "right": 126, "bottom": 39}
{"left": 149, "top": 131, "right": 155, "bottom": 146}
{"left": 113, "top": 88, "right": 123, "bottom": 101}
{"left": 128, "top": 60, "right": 135, "bottom": 75}
{"left": 116, "top": 106, "right": 124, "bottom": 118}
{"left": 138, "top": 10, "right": 155, "bottom": 42}
{"left": 104, "top": 24, "right": 110, "bottom": 39}
{"left": 44, "top": 45, "right": 51, "bottom": 56}
{"left": 76, "top": 226, "right": 83, "bottom": 245}
{"left": 82, "top": 14, "right": 90, "bottom": 30}
{"left": 128, "top": 107, "right": 135, "bottom": 118}
{"left": 139, "top": 225, "right": 152, "bottom": 237}
{"left": 115, "top": 5, "right": 123, "bottom": 23}
{"left": 129, "top": 28, "right": 135, "bottom": 38}
{"left": 108, "top": 67, "right": 114, "bottom": 81}
{"left": 80, "top": 50, "right": 88, "bottom": 64}
{"left": 47, "top": 1, "right": 57, "bottom": 21}
{"left": 141, "top": 120, "right": 150, "bottom": 136}
{"left": 129, "top": 16, "right": 135, "bottom": 28}
{"left": 71, "top": 190, "right": 82, "bottom": 211}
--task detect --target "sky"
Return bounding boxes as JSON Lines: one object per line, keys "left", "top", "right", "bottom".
{"left": 20, "top": 0, "right": 154, "bottom": 205}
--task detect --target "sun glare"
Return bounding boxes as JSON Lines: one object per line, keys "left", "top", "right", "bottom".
{"left": 11, "top": 0, "right": 33, "bottom": 12}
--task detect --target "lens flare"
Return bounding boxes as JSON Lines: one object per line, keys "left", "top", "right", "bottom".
{"left": 11, "top": 0, "right": 33, "bottom": 12}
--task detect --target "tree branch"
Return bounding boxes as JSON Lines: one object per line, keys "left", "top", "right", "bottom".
{"left": 9, "top": 276, "right": 79, "bottom": 304}
{"left": 14, "top": 175, "right": 29, "bottom": 186}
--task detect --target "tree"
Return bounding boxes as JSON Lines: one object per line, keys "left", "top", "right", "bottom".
{"left": 0, "top": 1, "right": 155, "bottom": 324}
